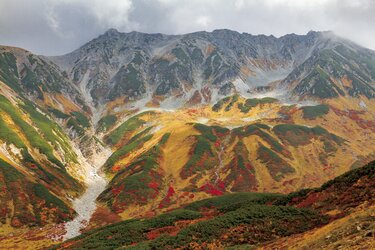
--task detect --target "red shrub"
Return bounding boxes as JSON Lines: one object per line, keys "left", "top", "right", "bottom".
{"left": 148, "top": 181, "right": 159, "bottom": 189}
{"left": 217, "top": 180, "right": 225, "bottom": 190}
{"left": 158, "top": 186, "right": 176, "bottom": 208}
{"left": 167, "top": 186, "right": 175, "bottom": 197}
{"left": 111, "top": 186, "right": 122, "bottom": 195}
{"left": 199, "top": 183, "right": 224, "bottom": 196}
{"left": 111, "top": 165, "right": 121, "bottom": 172}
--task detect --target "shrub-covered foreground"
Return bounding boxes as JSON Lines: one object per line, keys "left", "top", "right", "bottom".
{"left": 54, "top": 161, "right": 375, "bottom": 249}
{"left": 52, "top": 193, "right": 326, "bottom": 249}
{"left": 274, "top": 160, "right": 375, "bottom": 212}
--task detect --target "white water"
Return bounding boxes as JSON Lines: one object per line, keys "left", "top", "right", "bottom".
{"left": 63, "top": 145, "right": 111, "bottom": 240}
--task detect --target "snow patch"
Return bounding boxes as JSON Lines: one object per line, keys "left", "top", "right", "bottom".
{"left": 216, "top": 117, "right": 230, "bottom": 122}
{"left": 196, "top": 117, "right": 209, "bottom": 124}
{"left": 150, "top": 125, "right": 164, "bottom": 134}
{"left": 359, "top": 100, "right": 367, "bottom": 110}
{"left": 241, "top": 117, "right": 259, "bottom": 123}
{"left": 0, "top": 143, "right": 22, "bottom": 166}
{"left": 232, "top": 78, "right": 251, "bottom": 96}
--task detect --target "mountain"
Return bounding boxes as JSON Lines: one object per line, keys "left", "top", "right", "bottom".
{"left": 49, "top": 160, "right": 375, "bottom": 249}
{"left": 0, "top": 47, "right": 96, "bottom": 230}
{"left": 0, "top": 46, "right": 85, "bottom": 108}
{"left": 0, "top": 29, "right": 374, "bottom": 249}
{"left": 84, "top": 94, "right": 374, "bottom": 222}
{"left": 0, "top": 81, "right": 82, "bottom": 228}
{"left": 49, "top": 29, "right": 375, "bottom": 110}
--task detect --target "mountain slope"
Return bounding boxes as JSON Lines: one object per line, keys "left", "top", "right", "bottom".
{"left": 285, "top": 42, "right": 375, "bottom": 99}
{"left": 49, "top": 30, "right": 375, "bottom": 111}
{"left": 0, "top": 29, "right": 374, "bottom": 249}
{"left": 0, "top": 84, "right": 84, "bottom": 228}
{"left": 0, "top": 46, "right": 94, "bottom": 139}
{"left": 264, "top": 160, "right": 375, "bottom": 250}
{"left": 52, "top": 160, "right": 374, "bottom": 249}
{"left": 86, "top": 94, "right": 375, "bottom": 221}
{"left": 0, "top": 46, "right": 84, "bottom": 106}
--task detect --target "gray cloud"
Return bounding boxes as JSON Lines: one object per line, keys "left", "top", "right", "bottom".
{"left": 0, "top": 0, "right": 374, "bottom": 55}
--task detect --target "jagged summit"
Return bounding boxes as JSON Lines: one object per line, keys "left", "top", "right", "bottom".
{"left": 104, "top": 28, "right": 120, "bottom": 36}
{"left": 2, "top": 28, "right": 375, "bottom": 110}
{"left": 45, "top": 29, "right": 375, "bottom": 108}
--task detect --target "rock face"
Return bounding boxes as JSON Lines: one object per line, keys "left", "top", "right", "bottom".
{"left": 2, "top": 29, "right": 374, "bottom": 110}
{"left": 0, "top": 46, "right": 82, "bottom": 103}
{"left": 49, "top": 29, "right": 375, "bottom": 107}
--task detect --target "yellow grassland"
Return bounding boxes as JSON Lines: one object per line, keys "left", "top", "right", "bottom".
{"left": 106, "top": 96, "right": 375, "bottom": 201}
{"left": 261, "top": 204, "right": 375, "bottom": 250}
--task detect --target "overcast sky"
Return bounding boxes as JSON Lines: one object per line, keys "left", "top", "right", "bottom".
{"left": 0, "top": 0, "right": 374, "bottom": 55}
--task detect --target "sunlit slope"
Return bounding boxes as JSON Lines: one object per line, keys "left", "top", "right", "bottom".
{"left": 55, "top": 161, "right": 374, "bottom": 249}
{"left": 93, "top": 95, "right": 375, "bottom": 220}
{"left": 0, "top": 46, "right": 92, "bottom": 140}
{"left": 0, "top": 87, "right": 84, "bottom": 227}
{"left": 263, "top": 160, "right": 375, "bottom": 250}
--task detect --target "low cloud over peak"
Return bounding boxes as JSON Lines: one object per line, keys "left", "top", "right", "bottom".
{"left": 0, "top": 0, "right": 374, "bottom": 55}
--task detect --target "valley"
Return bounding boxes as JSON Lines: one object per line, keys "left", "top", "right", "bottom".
{"left": 0, "top": 29, "right": 374, "bottom": 249}
{"left": 63, "top": 145, "right": 111, "bottom": 240}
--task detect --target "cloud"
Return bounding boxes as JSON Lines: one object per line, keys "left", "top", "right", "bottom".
{"left": 0, "top": 0, "right": 374, "bottom": 55}
{"left": 196, "top": 16, "right": 212, "bottom": 29}
{"left": 44, "top": 0, "right": 137, "bottom": 38}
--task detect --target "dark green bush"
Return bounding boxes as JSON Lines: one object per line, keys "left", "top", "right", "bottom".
{"left": 238, "top": 97, "right": 277, "bottom": 113}
{"left": 106, "top": 113, "right": 151, "bottom": 145}
{"left": 71, "top": 111, "right": 90, "bottom": 128}
{"left": 32, "top": 183, "right": 70, "bottom": 213}
{"left": 97, "top": 115, "right": 117, "bottom": 132}
{"left": 301, "top": 104, "right": 329, "bottom": 119}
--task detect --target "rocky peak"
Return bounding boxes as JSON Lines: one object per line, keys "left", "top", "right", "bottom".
{"left": 103, "top": 28, "right": 120, "bottom": 37}
{"left": 47, "top": 29, "right": 375, "bottom": 108}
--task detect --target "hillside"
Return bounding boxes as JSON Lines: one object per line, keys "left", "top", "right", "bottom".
{"left": 0, "top": 83, "right": 84, "bottom": 228}
{"left": 51, "top": 160, "right": 374, "bottom": 249}
{"left": 87, "top": 94, "right": 374, "bottom": 222}
{"left": 0, "top": 29, "right": 374, "bottom": 249}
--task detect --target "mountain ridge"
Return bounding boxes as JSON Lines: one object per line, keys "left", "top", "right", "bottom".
{"left": 0, "top": 28, "right": 374, "bottom": 249}
{"left": 46, "top": 29, "right": 375, "bottom": 110}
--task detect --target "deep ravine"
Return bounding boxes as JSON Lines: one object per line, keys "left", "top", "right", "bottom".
{"left": 63, "top": 102, "right": 112, "bottom": 240}
{"left": 63, "top": 139, "right": 112, "bottom": 240}
{"left": 63, "top": 165, "right": 107, "bottom": 240}
{"left": 60, "top": 72, "right": 111, "bottom": 239}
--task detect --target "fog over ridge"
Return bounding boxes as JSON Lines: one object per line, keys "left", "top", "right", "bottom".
{"left": 0, "top": 0, "right": 374, "bottom": 55}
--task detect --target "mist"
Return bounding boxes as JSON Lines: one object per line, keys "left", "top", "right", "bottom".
{"left": 0, "top": 0, "right": 374, "bottom": 55}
